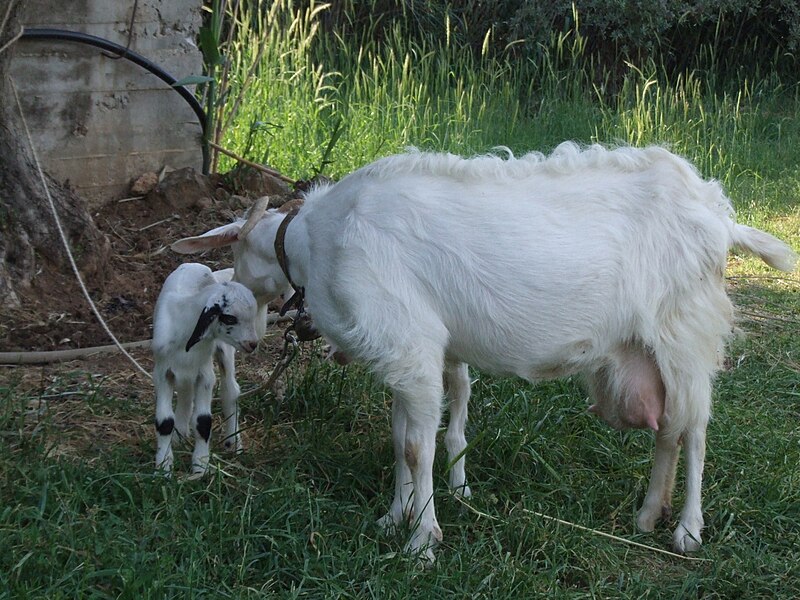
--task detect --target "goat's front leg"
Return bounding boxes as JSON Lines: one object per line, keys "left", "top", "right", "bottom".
{"left": 190, "top": 366, "right": 216, "bottom": 476}
{"left": 444, "top": 361, "right": 471, "bottom": 498}
{"left": 377, "top": 394, "right": 414, "bottom": 531}
{"left": 398, "top": 374, "right": 444, "bottom": 564}
{"left": 215, "top": 344, "right": 242, "bottom": 454}
{"left": 153, "top": 366, "right": 176, "bottom": 473}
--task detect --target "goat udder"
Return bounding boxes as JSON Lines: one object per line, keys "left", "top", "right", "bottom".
{"left": 587, "top": 347, "right": 666, "bottom": 431}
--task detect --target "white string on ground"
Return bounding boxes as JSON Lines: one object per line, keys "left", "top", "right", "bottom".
{"left": 10, "top": 76, "right": 153, "bottom": 380}
{"left": 0, "top": 0, "right": 19, "bottom": 41}
{"left": 0, "top": 26, "right": 22, "bottom": 56}
{"left": 0, "top": 2, "right": 23, "bottom": 56}
{"left": 453, "top": 495, "right": 709, "bottom": 562}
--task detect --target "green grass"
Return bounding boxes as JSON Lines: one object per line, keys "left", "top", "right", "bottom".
{"left": 2, "top": 320, "right": 799, "bottom": 598}
{"left": 2, "top": 1, "right": 800, "bottom": 597}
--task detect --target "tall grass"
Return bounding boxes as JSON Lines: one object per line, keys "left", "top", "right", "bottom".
{"left": 217, "top": 0, "right": 542, "bottom": 175}
{"left": 215, "top": 0, "right": 800, "bottom": 196}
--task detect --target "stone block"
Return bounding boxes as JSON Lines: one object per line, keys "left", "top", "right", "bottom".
{"left": 12, "top": 0, "right": 205, "bottom": 207}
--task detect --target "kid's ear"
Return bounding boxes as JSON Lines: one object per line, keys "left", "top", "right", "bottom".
{"left": 185, "top": 304, "right": 223, "bottom": 351}
{"left": 171, "top": 223, "right": 242, "bottom": 254}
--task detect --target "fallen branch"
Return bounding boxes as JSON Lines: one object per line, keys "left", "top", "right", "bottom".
{"left": 208, "top": 141, "right": 296, "bottom": 185}
{"left": 138, "top": 214, "right": 179, "bottom": 232}
{"left": 0, "top": 311, "right": 296, "bottom": 365}
{"left": 0, "top": 340, "right": 152, "bottom": 365}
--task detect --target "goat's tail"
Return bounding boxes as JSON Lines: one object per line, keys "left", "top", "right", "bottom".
{"left": 731, "top": 224, "right": 797, "bottom": 272}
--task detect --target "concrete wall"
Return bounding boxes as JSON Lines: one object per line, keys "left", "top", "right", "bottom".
{"left": 11, "top": 0, "right": 204, "bottom": 206}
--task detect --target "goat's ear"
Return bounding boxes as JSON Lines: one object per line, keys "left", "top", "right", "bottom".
{"left": 171, "top": 223, "right": 242, "bottom": 254}
{"left": 185, "top": 304, "right": 222, "bottom": 351}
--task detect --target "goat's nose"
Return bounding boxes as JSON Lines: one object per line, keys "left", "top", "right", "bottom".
{"left": 242, "top": 340, "right": 258, "bottom": 353}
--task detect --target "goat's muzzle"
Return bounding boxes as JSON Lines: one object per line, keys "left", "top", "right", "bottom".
{"left": 239, "top": 340, "right": 259, "bottom": 354}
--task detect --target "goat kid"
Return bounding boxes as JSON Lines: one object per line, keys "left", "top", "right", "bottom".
{"left": 152, "top": 264, "right": 260, "bottom": 475}
{"left": 172, "top": 143, "right": 797, "bottom": 561}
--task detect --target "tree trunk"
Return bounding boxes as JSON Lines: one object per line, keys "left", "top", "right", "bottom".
{"left": 0, "top": 3, "right": 110, "bottom": 307}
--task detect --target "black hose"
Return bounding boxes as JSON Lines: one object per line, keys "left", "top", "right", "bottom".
{"left": 20, "top": 27, "right": 210, "bottom": 173}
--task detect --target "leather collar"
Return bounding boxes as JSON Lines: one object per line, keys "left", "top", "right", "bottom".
{"left": 273, "top": 206, "right": 304, "bottom": 316}
{"left": 272, "top": 206, "right": 320, "bottom": 341}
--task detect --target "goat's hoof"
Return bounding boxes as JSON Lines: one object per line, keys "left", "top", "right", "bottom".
{"left": 377, "top": 511, "right": 406, "bottom": 534}
{"left": 186, "top": 460, "right": 210, "bottom": 480}
{"left": 223, "top": 437, "right": 243, "bottom": 454}
{"left": 453, "top": 484, "right": 472, "bottom": 499}
{"left": 672, "top": 522, "right": 703, "bottom": 554}
{"left": 415, "top": 547, "right": 437, "bottom": 569}
{"left": 404, "top": 542, "right": 437, "bottom": 569}
{"left": 636, "top": 507, "right": 659, "bottom": 533}
{"left": 154, "top": 455, "right": 174, "bottom": 476}
{"left": 404, "top": 525, "right": 442, "bottom": 567}
{"left": 376, "top": 514, "right": 396, "bottom": 533}
{"left": 377, "top": 498, "right": 414, "bottom": 533}
{"left": 636, "top": 501, "right": 673, "bottom": 532}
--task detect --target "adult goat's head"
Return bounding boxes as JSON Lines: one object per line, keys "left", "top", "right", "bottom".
{"left": 171, "top": 197, "right": 299, "bottom": 305}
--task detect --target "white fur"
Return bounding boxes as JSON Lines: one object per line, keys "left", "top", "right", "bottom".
{"left": 152, "top": 264, "right": 260, "bottom": 476}
{"left": 172, "top": 142, "right": 797, "bottom": 558}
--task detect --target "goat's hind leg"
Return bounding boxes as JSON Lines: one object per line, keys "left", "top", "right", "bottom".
{"left": 674, "top": 422, "right": 706, "bottom": 553}
{"left": 190, "top": 366, "right": 215, "bottom": 476}
{"left": 638, "top": 413, "right": 708, "bottom": 553}
{"left": 642, "top": 352, "right": 713, "bottom": 553}
{"left": 637, "top": 430, "right": 680, "bottom": 532}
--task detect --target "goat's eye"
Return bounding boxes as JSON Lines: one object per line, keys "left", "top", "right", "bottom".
{"left": 218, "top": 314, "right": 238, "bottom": 326}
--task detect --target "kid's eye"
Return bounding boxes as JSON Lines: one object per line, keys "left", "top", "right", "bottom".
{"left": 218, "top": 314, "right": 238, "bottom": 326}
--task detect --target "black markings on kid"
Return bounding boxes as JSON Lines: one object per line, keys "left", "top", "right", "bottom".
{"left": 156, "top": 417, "right": 175, "bottom": 436}
{"left": 218, "top": 313, "right": 238, "bottom": 333}
{"left": 196, "top": 414, "right": 212, "bottom": 442}
{"left": 214, "top": 347, "right": 227, "bottom": 374}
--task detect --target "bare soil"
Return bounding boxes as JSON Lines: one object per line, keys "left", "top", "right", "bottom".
{"left": 0, "top": 167, "right": 296, "bottom": 354}
{"left": 0, "top": 166, "right": 309, "bottom": 409}
{"left": 0, "top": 167, "right": 324, "bottom": 470}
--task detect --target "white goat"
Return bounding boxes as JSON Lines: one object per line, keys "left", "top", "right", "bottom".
{"left": 172, "top": 143, "right": 797, "bottom": 560}
{"left": 152, "top": 263, "right": 260, "bottom": 475}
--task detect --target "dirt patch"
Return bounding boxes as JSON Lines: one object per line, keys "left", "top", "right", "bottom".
{"left": 0, "top": 164, "right": 310, "bottom": 410}
{"left": 0, "top": 165, "right": 328, "bottom": 470}
{"left": 0, "top": 166, "right": 298, "bottom": 354}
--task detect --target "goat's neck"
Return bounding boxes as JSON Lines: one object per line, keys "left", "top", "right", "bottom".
{"left": 281, "top": 212, "right": 311, "bottom": 290}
